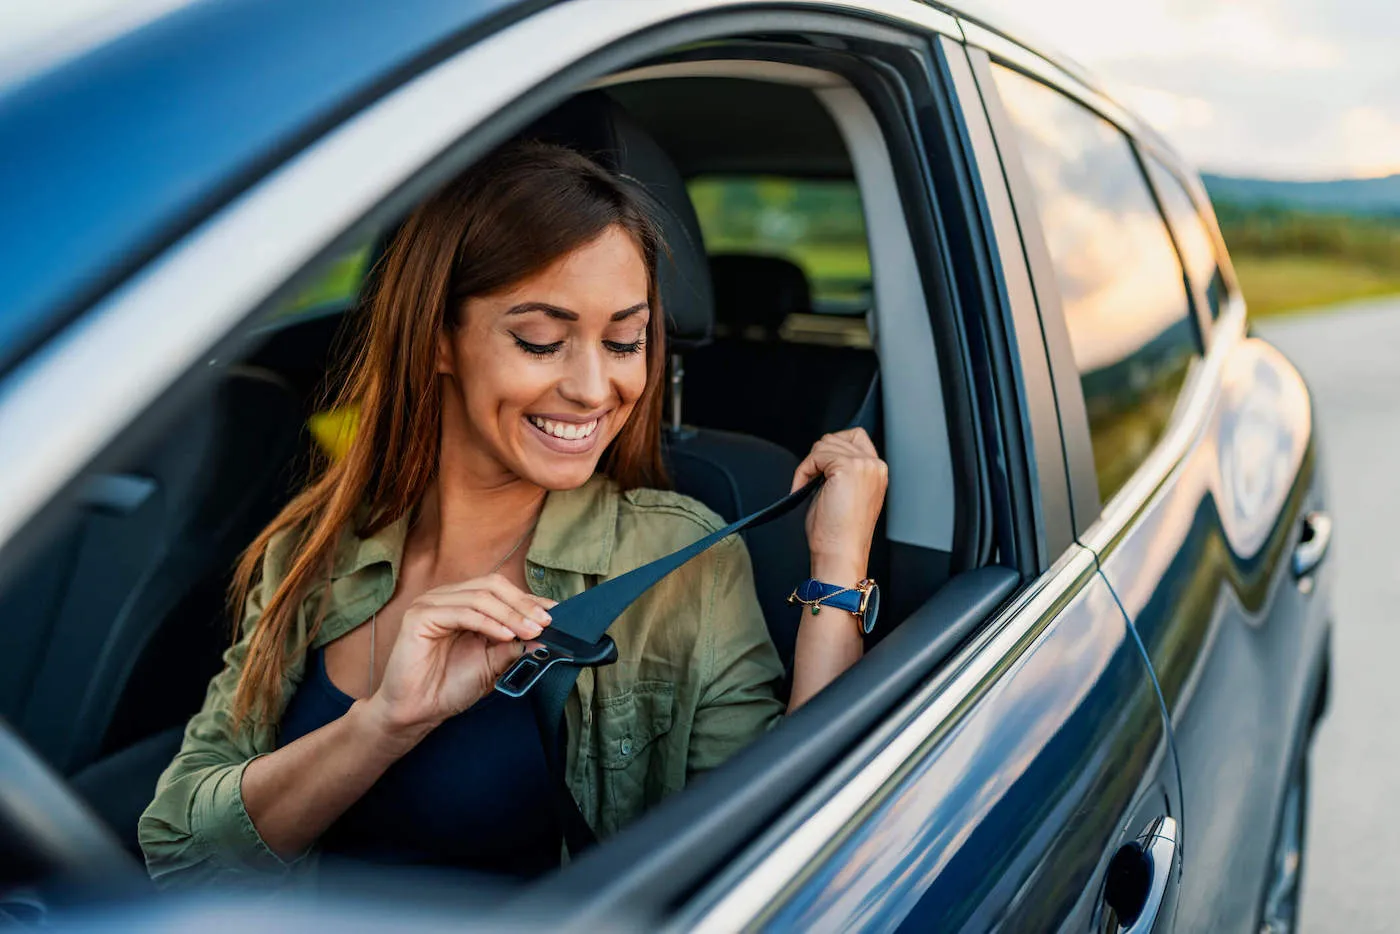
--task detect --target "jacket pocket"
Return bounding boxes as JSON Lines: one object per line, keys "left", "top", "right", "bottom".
{"left": 593, "top": 680, "right": 676, "bottom": 831}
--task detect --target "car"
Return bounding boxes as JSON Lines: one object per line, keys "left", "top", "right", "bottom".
{"left": 0, "top": 1, "right": 1332, "bottom": 931}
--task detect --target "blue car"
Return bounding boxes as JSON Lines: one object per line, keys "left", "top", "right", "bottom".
{"left": 0, "top": 1, "right": 1331, "bottom": 931}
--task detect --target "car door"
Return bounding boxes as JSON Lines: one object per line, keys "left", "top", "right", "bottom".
{"left": 972, "top": 31, "right": 1334, "bottom": 934}
{"left": 670, "top": 34, "right": 1183, "bottom": 933}
{"left": 0, "top": 1, "right": 1180, "bottom": 927}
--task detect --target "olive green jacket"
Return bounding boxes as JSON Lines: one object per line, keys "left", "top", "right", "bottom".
{"left": 137, "top": 475, "right": 785, "bottom": 888}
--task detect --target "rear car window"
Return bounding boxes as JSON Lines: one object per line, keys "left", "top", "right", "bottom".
{"left": 991, "top": 64, "right": 1200, "bottom": 505}
{"left": 1144, "top": 157, "right": 1227, "bottom": 321}
{"left": 688, "top": 176, "right": 871, "bottom": 346}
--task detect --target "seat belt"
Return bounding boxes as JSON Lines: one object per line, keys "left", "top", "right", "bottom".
{"left": 502, "top": 374, "right": 881, "bottom": 854}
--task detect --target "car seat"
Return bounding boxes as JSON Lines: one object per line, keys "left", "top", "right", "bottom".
{"left": 685, "top": 253, "right": 879, "bottom": 457}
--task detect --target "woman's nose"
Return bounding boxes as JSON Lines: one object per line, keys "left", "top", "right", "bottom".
{"left": 558, "top": 347, "right": 611, "bottom": 409}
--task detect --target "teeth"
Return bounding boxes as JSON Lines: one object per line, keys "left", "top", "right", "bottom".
{"left": 529, "top": 416, "right": 598, "bottom": 441}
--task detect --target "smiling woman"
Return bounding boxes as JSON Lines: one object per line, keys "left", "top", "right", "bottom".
{"left": 454, "top": 227, "right": 653, "bottom": 483}
{"left": 137, "top": 140, "right": 885, "bottom": 885}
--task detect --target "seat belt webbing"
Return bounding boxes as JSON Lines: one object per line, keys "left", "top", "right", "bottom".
{"left": 526, "top": 374, "right": 881, "bottom": 854}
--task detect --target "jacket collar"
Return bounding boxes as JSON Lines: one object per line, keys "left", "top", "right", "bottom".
{"left": 329, "top": 473, "right": 619, "bottom": 582}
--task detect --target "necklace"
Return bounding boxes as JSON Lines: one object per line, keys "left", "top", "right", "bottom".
{"left": 368, "top": 515, "right": 540, "bottom": 696}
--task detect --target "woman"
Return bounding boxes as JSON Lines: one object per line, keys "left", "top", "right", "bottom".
{"left": 138, "top": 141, "right": 887, "bottom": 887}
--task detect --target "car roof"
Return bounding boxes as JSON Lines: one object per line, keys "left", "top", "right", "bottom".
{"left": 0, "top": 0, "right": 540, "bottom": 375}
{"left": 0, "top": 0, "right": 1138, "bottom": 377}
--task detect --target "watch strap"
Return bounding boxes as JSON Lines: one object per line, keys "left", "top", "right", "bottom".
{"left": 792, "top": 578, "right": 864, "bottom": 615}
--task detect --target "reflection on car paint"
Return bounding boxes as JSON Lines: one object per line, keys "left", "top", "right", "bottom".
{"left": 1094, "top": 336, "right": 1327, "bottom": 932}
{"left": 764, "top": 556, "right": 1178, "bottom": 933}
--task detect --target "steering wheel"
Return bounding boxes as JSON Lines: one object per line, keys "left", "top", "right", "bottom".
{"left": 0, "top": 718, "right": 142, "bottom": 895}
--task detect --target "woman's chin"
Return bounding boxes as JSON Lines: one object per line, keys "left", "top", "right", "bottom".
{"left": 513, "top": 440, "right": 608, "bottom": 490}
{"left": 520, "top": 461, "right": 603, "bottom": 491}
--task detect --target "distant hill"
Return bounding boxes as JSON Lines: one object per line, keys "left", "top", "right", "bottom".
{"left": 1203, "top": 173, "right": 1400, "bottom": 217}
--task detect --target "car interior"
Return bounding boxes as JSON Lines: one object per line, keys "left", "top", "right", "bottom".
{"left": 0, "top": 45, "right": 1000, "bottom": 901}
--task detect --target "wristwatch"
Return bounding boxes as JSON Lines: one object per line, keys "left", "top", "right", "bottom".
{"left": 787, "top": 577, "right": 881, "bottom": 635}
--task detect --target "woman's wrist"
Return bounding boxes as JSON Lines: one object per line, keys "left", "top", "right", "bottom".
{"left": 808, "top": 555, "right": 868, "bottom": 586}
{"left": 346, "top": 696, "right": 437, "bottom": 760}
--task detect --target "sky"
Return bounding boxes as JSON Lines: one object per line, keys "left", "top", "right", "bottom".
{"left": 1, "top": 0, "right": 1396, "bottom": 180}
{"left": 990, "top": 0, "right": 1400, "bottom": 180}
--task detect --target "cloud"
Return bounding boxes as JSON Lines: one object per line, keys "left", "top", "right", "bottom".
{"left": 990, "top": 0, "right": 1396, "bottom": 178}
{"left": 1337, "top": 106, "right": 1400, "bottom": 177}
{"left": 998, "top": 0, "right": 1341, "bottom": 72}
{"left": 1113, "top": 83, "right": 1218, "bottom": 136}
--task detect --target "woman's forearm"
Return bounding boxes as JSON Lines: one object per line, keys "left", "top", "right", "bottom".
{"left": 240, "top": 701, "right": 427, "bottom": 860}
{"left": 787, "top": 559, "right": 866, "bottom": 711}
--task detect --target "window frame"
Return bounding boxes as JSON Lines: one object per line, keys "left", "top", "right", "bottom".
{"left": 1141, "top": 152, "right": 1229, "bottom": 337}
{"left": 962, "top": 24, "right": 1250, "bottom": 552}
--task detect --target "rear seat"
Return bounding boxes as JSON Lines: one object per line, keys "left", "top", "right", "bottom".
{"left": 684, "top": 254, "right": 878, "bottom": 457}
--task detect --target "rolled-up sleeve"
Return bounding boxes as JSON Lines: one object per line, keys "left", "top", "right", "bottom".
{"left": 686, "top": 536, "right": 786, "bottom": 778}
{"left": 137, "top": 561, "right": 299, "bottom": 888}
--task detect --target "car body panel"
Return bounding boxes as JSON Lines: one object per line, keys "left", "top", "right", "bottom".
{"left": 1093, "top": 334, "right": 1330, "bottom": 932}
{"left": 753, "top": 554, "right": 1179, "bottom": 932}
{"left": 0, "top": 0, "right": 535, "bottom": 371}
{"left": 957, "top": 17, "right": 1333, "bottom": 929}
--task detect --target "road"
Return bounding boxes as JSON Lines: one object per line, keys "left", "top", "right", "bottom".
{"left": 1256, "top": 297, "right": 1400, "bottom": 934}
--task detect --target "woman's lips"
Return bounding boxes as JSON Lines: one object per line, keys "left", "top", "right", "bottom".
{"left": 525, "top": 413, "right": 605, "bottom": 455}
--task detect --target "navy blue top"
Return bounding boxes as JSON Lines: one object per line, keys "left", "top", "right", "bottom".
{"left": 279, "top": 647, "right": 560, "bottom": 878}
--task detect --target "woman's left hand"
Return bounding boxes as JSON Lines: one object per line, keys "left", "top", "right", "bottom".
{"left": 790, "top": 427, "right": 888, "bottom": 584}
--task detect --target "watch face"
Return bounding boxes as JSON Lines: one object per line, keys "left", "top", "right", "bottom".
{"left": 861, "top": 583, "right": 880, "bottom": 635}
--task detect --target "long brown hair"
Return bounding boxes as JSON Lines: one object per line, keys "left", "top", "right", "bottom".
{"left": 230, "top": 142, "right": 669, "bottom": 727}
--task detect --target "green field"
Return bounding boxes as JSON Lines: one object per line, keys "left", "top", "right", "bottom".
{"left": 1230, "top": 254, "right": 1400, "bottom": 317}
{"left": 1215, "top": 203, "right": 1400, "bottom": 317}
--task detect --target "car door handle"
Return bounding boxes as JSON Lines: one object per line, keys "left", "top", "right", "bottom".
{"left": 1104, "top": 816, "right": 1178, "bottom": 933}
{"left": 1292, "top": 511, "right": 1333, "bottom": 579}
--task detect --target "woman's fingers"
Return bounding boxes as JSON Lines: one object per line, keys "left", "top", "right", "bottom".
{"left": 430, "top": 572, "right": 553, "bottom": 605}
{"left": 408, "top": 591, "right": 541, "bottom": 643}
{"left": 485, "top": 639, "right": 530, "bottom": 677}
{"left": 791, "top": 453, "right": 822, "bottom": 493}
{"left": 418, "top": 575, "right": 554, "bottom": 630}
{"left": 791, "top": 432, "right": 874, "bottom": 491}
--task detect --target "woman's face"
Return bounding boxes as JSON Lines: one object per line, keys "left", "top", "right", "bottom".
{"left": 437, "top": 224, "right": 651, "bottom": 491}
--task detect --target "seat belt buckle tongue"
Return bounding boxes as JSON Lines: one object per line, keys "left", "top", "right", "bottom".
{"left": 494, "top": 630, "right": 618, "bottom": 698}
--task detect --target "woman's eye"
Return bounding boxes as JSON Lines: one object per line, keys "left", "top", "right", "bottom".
{"left": 604, "top": 337, "right": 646, "bottom": 357}
{"left": 512, "top": 334, "right": 564, "bottom": 356}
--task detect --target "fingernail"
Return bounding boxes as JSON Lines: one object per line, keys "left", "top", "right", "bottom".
{"left": 527, "top": 622, "right": 544, "bottom": 637}
{"left": 532, "top": 608, "right": 552, "bottom": 624}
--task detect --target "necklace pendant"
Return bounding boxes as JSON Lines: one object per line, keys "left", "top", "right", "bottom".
{"left": 811, "top": 605, "right": 821, "bottom": 616}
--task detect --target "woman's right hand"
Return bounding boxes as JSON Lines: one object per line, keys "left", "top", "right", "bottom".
{"left": 359, "top": 573, "right": 555, "bottom": 742}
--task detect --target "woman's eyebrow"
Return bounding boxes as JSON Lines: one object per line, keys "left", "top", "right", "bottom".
{"left": 610, "top": 302, "right": 649, "bottom": 322}
{"left": 503, "top": 301, "right": 648, "bottom": 322}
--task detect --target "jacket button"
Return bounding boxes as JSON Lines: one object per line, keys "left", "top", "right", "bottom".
{"left": 619, "top": 738, "right": 633, "bottom": 758}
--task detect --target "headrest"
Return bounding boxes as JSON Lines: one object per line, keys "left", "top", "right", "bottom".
{"left": 524, "top": 92, "right": 713, "bottom": 349}
{"left": 709, "top": 254, "right": 812, "bottom": 336}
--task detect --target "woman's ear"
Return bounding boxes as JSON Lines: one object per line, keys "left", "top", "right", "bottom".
{"left": 435, "top": 329, "right": 455, "bottom": 376}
